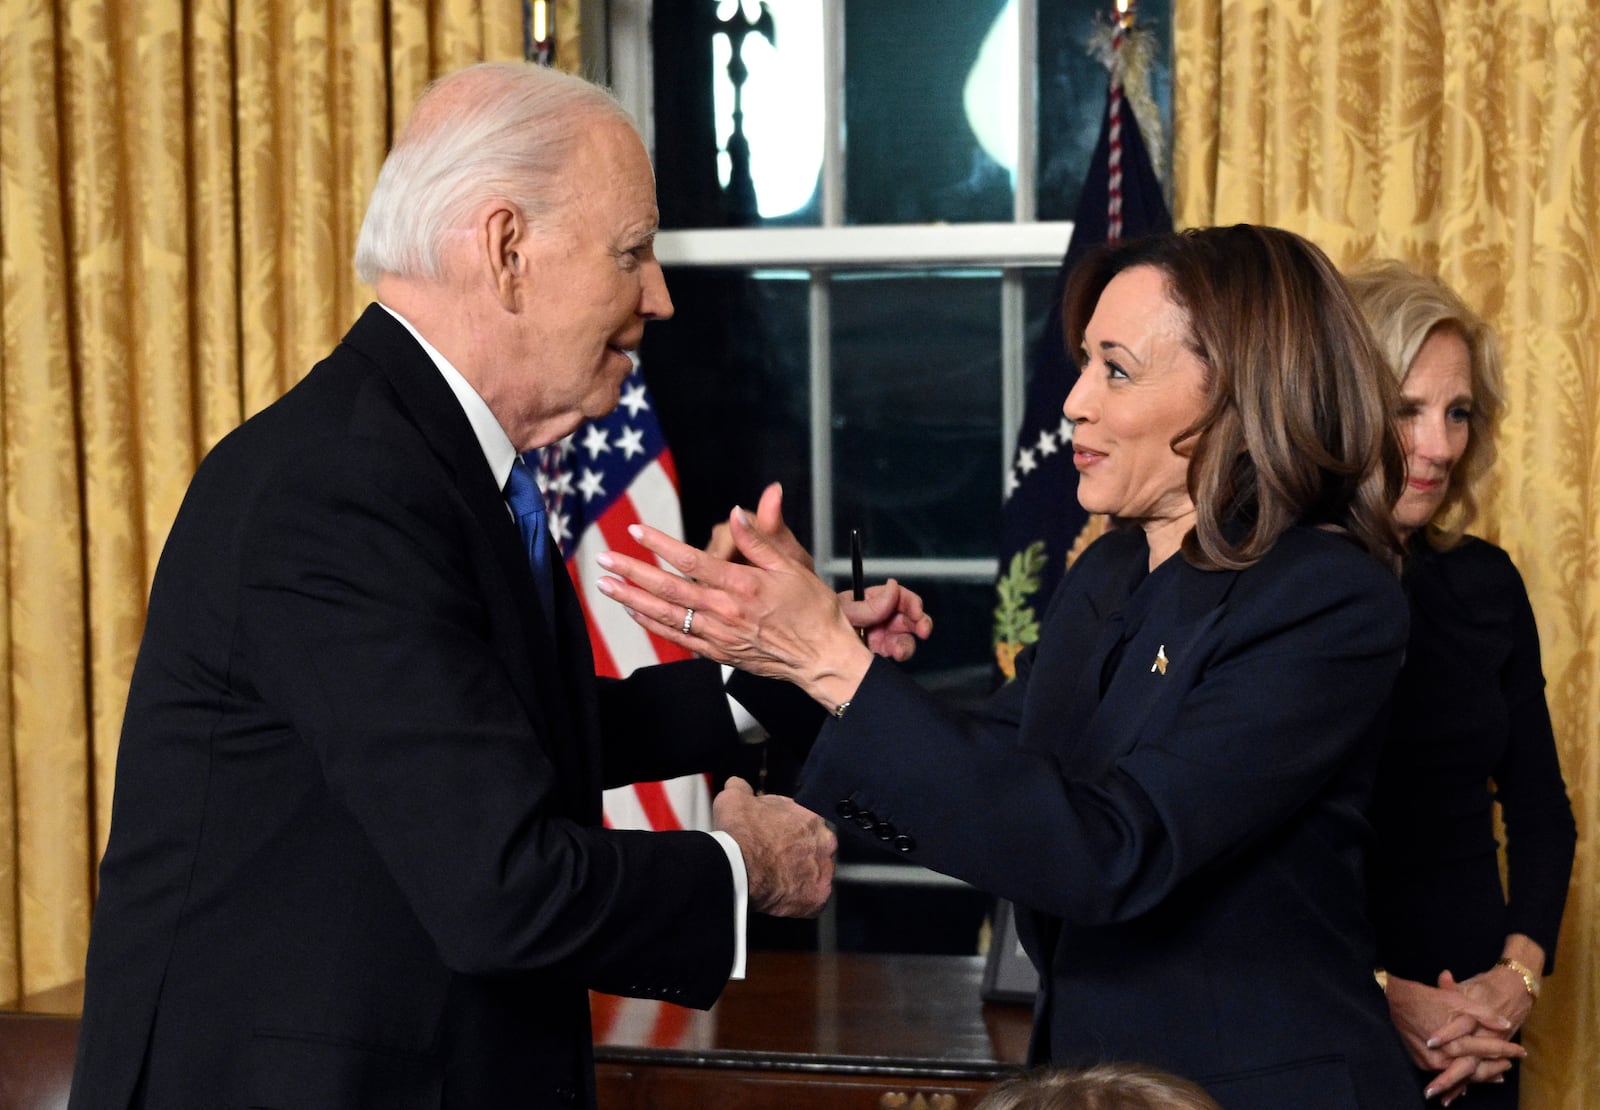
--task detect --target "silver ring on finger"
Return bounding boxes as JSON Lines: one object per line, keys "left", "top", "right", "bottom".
{"left": 681, "top": 607, "right": 695, "bottom": 635}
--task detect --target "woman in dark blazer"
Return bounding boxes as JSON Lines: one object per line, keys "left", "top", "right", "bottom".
{"left": 599, "top": 225, "right": 1426, "bottom": 1109}
{"left": 1349, "top": 263, "right": 1578, "bottom": 1108}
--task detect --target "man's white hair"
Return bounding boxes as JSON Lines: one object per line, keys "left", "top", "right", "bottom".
{"left": 354, "top": 62, "right": 635, "bottom": 285}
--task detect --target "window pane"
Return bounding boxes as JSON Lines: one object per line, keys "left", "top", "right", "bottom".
{"left": 648, "top": 0, "right": 1175, "bottom": 229}
{"left": 1025, "top": 265, "right": 1068, "bottom": 388}
{"left": 845, "top": 0, "right": 1015, "bottom": 225}
{"left": 640, "top": 268, "right": 812, "bottom": 546}
{"left": 1037, "top": 0, "right": 1173, "bottom": 220}
{"left": 829, "top": 272, "right": 1002, "bottom": 560}
{"left": 652, "top": 2, "right": 824, "bottom": 228}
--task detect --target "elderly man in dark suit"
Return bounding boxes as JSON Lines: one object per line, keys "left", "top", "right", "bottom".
{"left": 68, "top": 61, "right": 917, "bottom": 1108}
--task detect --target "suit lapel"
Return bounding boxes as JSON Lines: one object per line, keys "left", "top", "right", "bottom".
{"left": 550, "top": 557, "right": 605, "bottom": 823}
{"left": 1024, "top": 533, "right": 1242, "bottom": 775}
{"left": 342, "top": 309, "right": 539, "bottom": 628}
{"left": 339, "top": 306, "right": 602, "bottom": 807}
{"left": 1078, "top": 557, "right": 1240, "bottom": 769}
{"left": 1023, "top": 530, "right": 1144, "bottom": 763}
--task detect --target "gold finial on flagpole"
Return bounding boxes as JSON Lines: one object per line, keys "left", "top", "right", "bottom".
{"left": 527, "top": 0, "right": 554, "bottom": 67}
{"left": 1092, "top": 0, "right": 1163, "bottom": 187}
{"left": 1112, "top": 1, "right": 1134, "bottom": 61}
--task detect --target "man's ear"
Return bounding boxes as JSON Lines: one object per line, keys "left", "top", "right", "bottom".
{"left": 484, "top": 205, "right": 523, "bottom": 311}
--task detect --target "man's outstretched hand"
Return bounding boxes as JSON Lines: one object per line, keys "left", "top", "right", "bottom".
{"left": 713, "top": 777, "right": 835, "bottom": 918}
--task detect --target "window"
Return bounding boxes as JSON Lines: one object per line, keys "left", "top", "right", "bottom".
{"left": 599, "top": 0, "right": 1172, "bottom": 952}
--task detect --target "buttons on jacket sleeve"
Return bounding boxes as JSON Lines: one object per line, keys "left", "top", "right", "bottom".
{"left": 833, "top": 798, "right": 914, "bottom": 853}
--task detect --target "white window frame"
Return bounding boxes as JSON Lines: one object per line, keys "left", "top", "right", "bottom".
{"left": 601, "top": 0, "right": 1074, "bottom": 586}
{"left": 597, "top": 0, "right": 1088, "bottom": 948}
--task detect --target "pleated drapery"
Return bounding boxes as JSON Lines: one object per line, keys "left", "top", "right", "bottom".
{"left": 0, "top": 0, "right": 542, "bottom": 1001}
{"left": 1173, "top": 3, "right": 1599, "bottom": 1105}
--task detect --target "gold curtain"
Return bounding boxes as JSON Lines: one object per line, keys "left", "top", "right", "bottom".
{"left": 0, "top": 0, "right": 561, "bottom": 1002}
{"left": 1173, "top": 2, "right": 1599, "bottom": 1105}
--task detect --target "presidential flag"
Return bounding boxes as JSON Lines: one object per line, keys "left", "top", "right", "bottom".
{"left": 531, "top": 365, "right": 712, "bottom": 832}
{"left": 992, "top": 14, "right": 1172, "bottom": 681}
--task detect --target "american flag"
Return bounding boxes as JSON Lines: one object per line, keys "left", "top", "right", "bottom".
{"left": 530, "top": 365, "right": 713, "bottom": 833}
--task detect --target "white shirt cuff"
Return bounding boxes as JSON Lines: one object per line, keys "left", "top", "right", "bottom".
{"left": 708, "top": 829, "right": 749, "bottom": 980}
{"left": 722, "top": 664, "right": 768, "bottom": 744}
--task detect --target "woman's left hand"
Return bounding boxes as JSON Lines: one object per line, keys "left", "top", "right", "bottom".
{"left": 1384, "top": 972, "right": 1520, "bottom": 1104}
{"left": 1449, "top": 966, "right": 1535, "bottom": 1041}
{"left": 699, "top": 483, "right": 932, "bottom": 662}
{"left": 841, "top": 578, "right": 933, "bottom": 662}
{"left": 596, "top": 505, "right": 876, "bottom": 709}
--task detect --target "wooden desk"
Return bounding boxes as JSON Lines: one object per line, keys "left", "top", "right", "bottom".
{"left": 592, "top": 952, "right": 1031, "bottom": 1109}
{"left": 5, "top": 953, "right": 1033, "bottom": 1109}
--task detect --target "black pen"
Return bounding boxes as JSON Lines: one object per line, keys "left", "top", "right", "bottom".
{"left": 850, "top": 529, "right": 869, "bottom": 645}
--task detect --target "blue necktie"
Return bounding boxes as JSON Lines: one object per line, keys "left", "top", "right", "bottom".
{"left": 504, "top": 459, "right": 558, "bottom": 628}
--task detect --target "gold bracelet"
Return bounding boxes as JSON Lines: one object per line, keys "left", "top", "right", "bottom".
{"left": 1495, "top": 957, "right": 1541, "bottom": 1001}
{"left": 1374, "top": 968, "right": 1390, "bottom": 993}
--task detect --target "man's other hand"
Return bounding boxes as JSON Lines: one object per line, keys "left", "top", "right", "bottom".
{"left": 705, "top": 483, "right": 813, "bottom": 570}
{"left": 713, "top": 776, "right": 835, "bottom": 917}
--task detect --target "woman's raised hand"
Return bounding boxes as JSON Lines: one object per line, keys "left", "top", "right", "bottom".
{"left": 596, "top": 496, "right": 872, "bottom": 709}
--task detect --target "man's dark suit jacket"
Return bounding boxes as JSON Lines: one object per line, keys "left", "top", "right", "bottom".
{"left": 798, "top": 526, "right": 1424, "bottom": 1109}
{"left": 69, "top": 306, "right": 807, "bottom": 1108}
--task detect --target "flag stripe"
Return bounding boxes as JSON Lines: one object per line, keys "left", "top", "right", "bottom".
{"left": 574, "top": 524, "right": 669, "bottom": 677}
{"left": 570, "top": 571, "right": 623, "bottom": 680}
{"left": 656, "top": 448, "right": 679, "bottom": 489}
{"left": 540, "top": 367, "right": 712, "bottom": 834}
{"left": 627, "top": 456, "right": 684, "bottom": 538}
{"left": 588, "top": 992, "right": 701, "bottom": 1050}
{"left": 600, "top": 785, "right": 649, "bottom": 831}
{"left": 650, "top": 997, "right": 694, "bottom": 1047}
{"left": 629, "top": 780, "right": 685, "bottom": 832}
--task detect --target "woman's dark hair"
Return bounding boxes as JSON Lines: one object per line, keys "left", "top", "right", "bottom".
{"left": 1062, "top": 224, "right": 1406, "bottom": 570}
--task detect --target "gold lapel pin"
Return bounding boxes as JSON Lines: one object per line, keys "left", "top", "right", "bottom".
{"left": 1152, "top": 645, "right": 1168, "bottom": 675}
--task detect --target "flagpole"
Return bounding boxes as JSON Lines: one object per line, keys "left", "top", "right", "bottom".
{"left": 991, "top": 0, "right": 1170, "bottom": 682}
{"left": 525, "top": 0, "right": 555, "bottom": 67}
{"left": 1107, "top": 0, "right": 1134, "bottom": 242}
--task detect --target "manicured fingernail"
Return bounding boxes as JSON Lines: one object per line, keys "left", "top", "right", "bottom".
{"left": 596, "top": 552, "right": 615, "bottom": 569}
{"left": 1426, "top": 1038, "right": 1441, "bottom": 1049}
{"left": 627, "top": 524, "right": 644, "bottom": 540}
{"left": 735, "top": 508, "right": 753, "bottom": 526}
{"left": 596, "top": 577, "right": 615, "bottom": 595}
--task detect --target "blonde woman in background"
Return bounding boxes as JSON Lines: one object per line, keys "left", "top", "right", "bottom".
{"left": 1349, "top": 262, "right": 1578, "bottom": 1108}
